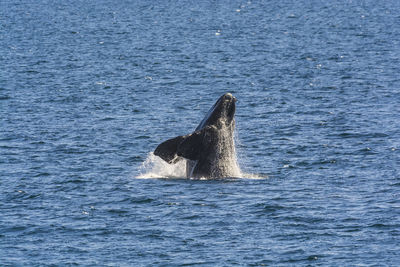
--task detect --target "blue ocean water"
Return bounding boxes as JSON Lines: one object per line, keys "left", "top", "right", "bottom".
{"left": 1, "top": 0, "right": 400, "bottom": 265}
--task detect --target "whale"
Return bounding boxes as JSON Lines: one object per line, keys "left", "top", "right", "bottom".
{"left": 154, "top": 93, "right": 240, "bottom": 178}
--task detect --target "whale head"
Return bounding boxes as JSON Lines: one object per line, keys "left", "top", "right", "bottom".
{"left": 196, "top": 93, "right": 237, "bottom": 130}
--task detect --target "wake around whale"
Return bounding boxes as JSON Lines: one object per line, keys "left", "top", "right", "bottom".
{"left": 154, "top": 93, "right": 241, "bottom": 179}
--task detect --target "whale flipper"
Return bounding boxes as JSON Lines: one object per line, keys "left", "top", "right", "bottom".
{"left": 154, "top": 135, "right": 184, "bottom": 164}
{"left": 155, "top": 127, "right": 213, "bottom": 163}
{"left": 176, "top": 128, "right": 208, "bottom": 160}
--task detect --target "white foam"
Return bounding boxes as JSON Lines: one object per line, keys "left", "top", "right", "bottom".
{"left": 136, "top": 152, "right": 187, "bottom": 179}
{"left": 240, "top": 172, "right": 266, "bottom": 179}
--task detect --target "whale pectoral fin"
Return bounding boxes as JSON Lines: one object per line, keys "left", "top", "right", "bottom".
{"left": 177, "top": 129, "right": 207, "bottom": 161}
{"left": 154, "top": 135, "right": 185, "bottom": 164}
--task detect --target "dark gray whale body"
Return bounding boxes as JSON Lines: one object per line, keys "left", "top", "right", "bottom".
{"left": 154, "top": 93, "right": 240, "bottom": 178}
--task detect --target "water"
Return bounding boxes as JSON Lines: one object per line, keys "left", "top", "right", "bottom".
{"left": 1, "top": 0, "right": 399, "bottom": 265}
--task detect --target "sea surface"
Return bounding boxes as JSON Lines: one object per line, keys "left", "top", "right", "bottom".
{"left": 1, "top": 0, "right": 400, "bottom": 266}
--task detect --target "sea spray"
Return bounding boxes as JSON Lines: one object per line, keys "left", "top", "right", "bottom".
{"left": 137, "top": 152, "right": 187, "bottom": 178}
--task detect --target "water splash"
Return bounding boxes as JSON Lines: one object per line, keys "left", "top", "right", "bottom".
{"left": 136, "top": 150, "right": 264, "bottom": 179}
{"left": 136, "top": 152, "right": 187, "bottom": 179}
{"left": 213, "top": 122, "right": 242, "bottom": 178}
{"left": 234, "top": 126, "right": 266, "bottom": 179}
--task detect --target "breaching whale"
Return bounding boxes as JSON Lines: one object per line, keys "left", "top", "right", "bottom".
{"left": 154, "top": 93, "right": 240, "bottom": 178}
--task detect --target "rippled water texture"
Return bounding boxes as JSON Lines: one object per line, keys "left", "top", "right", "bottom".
{"left": 1, "top": 0, "right": 399, "bottom": 266}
